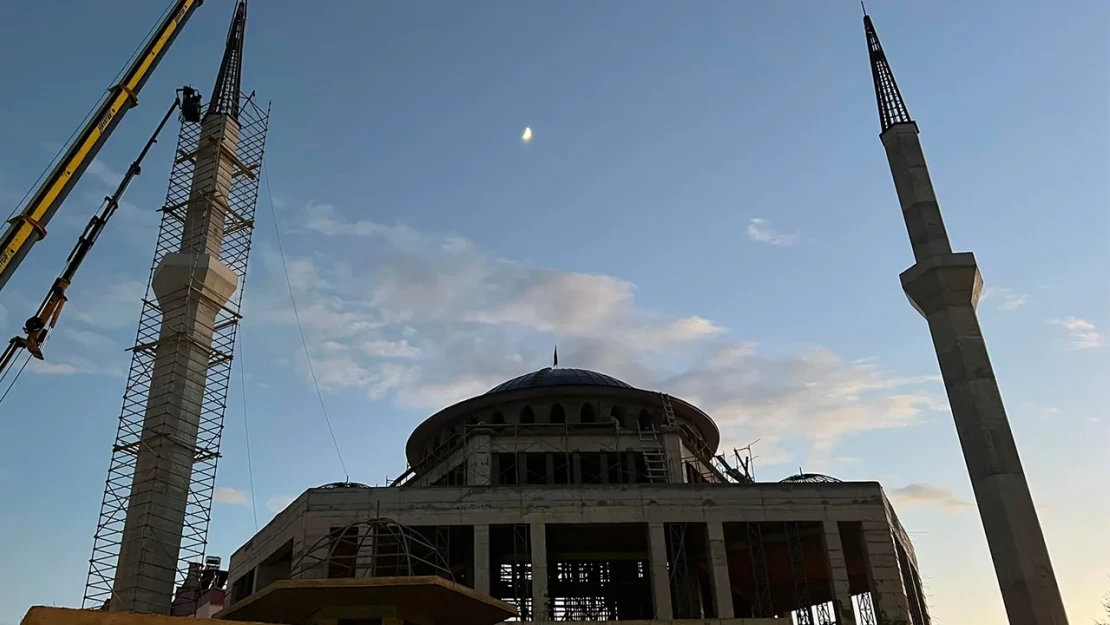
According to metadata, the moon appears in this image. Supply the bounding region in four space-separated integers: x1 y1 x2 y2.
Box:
521 127 533 143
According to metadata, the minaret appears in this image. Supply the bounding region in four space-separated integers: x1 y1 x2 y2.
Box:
864 13 1069 625
108 2 248 614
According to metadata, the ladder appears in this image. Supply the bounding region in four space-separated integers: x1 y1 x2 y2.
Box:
639 427 668 483
660 392 679 427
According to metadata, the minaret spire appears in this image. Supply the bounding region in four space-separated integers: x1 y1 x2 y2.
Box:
207 0 247 120
864 12 1070 625
864 11 912 133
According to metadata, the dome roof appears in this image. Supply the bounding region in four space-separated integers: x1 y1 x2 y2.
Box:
486 367 633 395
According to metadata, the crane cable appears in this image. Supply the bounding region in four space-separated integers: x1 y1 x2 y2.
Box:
0 352 31 407
262 166 350 482
236 329 259 531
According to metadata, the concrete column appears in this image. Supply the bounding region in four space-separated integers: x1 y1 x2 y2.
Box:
662 432 684 483
474 525 490 595
859 521 910 625
706 522 734 618
530 523 548 621
885 124 1067 625
821 521 857 625
466 435 491 485
648 522 673 619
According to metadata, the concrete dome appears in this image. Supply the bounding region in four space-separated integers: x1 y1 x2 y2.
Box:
485 367 633 395
404 367 721 468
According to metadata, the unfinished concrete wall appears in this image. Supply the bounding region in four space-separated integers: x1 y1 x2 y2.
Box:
227 482 923 624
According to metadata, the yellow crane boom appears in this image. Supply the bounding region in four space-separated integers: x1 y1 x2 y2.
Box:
0 0 204 291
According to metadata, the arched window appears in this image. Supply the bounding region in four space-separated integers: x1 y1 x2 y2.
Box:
611 406 626 429
638 409 653 431
519 406 535 424
550 404 566 424
581 403 597 424
492 411 505 425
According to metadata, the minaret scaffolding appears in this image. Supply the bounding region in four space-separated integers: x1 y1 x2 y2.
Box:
84 1 268 614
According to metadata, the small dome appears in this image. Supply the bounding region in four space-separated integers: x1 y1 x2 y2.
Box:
486 367 633 395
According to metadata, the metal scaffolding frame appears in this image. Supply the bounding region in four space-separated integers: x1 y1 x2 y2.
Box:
746 522 774 617
855 593 877 625
83 92 268 612
291 518 454 581
665 522 696 619
785 521 814 625
509 523 533 621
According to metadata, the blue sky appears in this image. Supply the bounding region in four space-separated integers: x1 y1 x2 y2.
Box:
0 0 1107 623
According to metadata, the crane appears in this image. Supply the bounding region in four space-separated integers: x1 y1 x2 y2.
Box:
0 0 204 292
0 89 203 379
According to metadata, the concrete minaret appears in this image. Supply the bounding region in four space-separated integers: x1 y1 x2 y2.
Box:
864 14 1069 625
110 2 248 613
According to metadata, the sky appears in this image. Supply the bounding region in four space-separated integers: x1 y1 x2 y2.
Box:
0 0 1106 623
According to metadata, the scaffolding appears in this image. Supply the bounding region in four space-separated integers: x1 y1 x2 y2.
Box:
83 92 268 612
291 518 454 581
665 523 695 619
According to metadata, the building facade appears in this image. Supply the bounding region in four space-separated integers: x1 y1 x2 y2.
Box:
225 368 930 625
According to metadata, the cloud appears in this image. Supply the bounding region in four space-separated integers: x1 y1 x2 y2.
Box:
70 278 147 330
213 487 251 506
1050 316 1102 349
747 218 799 246
60 328 117 352
85 158 123 188
26 355 122 377
980 287 1029 311
889 483 973 512
266 495 295 514
361 339 421 359
245 202 947 459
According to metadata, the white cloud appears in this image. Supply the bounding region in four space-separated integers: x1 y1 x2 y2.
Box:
85 158 122 188
26 355 122 377
889 483 973 512
980 287 1029 311
361 339 421 358
70 278 147 330
213 487 251 506
60 328 116 352
266 495 295 514
1050 316 1102 349
246 202 948 458
747 218 799 246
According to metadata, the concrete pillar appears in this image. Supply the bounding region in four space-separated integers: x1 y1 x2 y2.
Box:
706 522 734 618
466 435 491 485
530 523 548 621
859 521 910 625
821 521 857 625
474 525 490 595
111 113 242 614
648 522 673 619
662 432 684 483
885 122 1068 625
